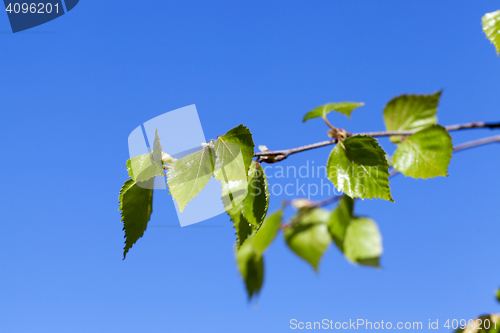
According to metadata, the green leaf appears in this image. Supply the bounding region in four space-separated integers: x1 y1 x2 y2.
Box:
285 208 331 271
483 10 500 56
393 125 453 179
327 195 354 250
327 136 393 202
343 217 382 267
236 240 264 299
119 178 154 259
224 162 270 248
252 208 282 254
128 129 164 182
496 288 500 303
302 102 364 122
216 125 255 177
213 140 247 182
327 196 382 267
242 163 270 228
383 92 441 143
167 147 215 212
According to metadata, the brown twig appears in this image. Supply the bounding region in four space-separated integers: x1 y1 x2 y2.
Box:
256 121 500 162
280 134 500 229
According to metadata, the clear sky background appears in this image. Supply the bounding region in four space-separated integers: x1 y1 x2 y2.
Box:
1 1 499 332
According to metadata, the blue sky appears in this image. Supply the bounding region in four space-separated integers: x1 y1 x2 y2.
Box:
1 1 499 332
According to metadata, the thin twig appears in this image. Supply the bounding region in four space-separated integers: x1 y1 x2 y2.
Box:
255 121 500 161
281 134 500 228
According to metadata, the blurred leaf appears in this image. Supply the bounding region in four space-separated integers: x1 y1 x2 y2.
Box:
483 10 500 56
119 178 154 259
327 136 393 201
454 314 500 333
327 196 354 250
252 208 282 254
343 217 382 267
393 125 453 179
383 92 441 143
303 102 364 122
216 125 255 176
167 147 214 212
328 196 382 267
129 129 164 182
285 208 331 271
236 239 264 300
496 289 500 303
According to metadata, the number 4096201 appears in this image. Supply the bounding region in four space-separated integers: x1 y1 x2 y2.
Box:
5 3 59 14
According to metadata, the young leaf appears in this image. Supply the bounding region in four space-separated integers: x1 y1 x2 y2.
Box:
128 129 164 182
496 288 500 303
119 178 154 259
167 146 215 212
242 163 270 229
327 136 393 202
383 92 441 143
343 217 382 267
327 196 382 267
213 140 247 182
302 102 364 122
224 163 270 248
236 240 264 300
393 125 453 179
284 208 331 271
252 208 282 254
216 125 255 176
483 10 500 56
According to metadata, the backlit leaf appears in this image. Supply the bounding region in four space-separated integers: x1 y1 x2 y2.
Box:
128 129 164 182
285 208 331 271
303 102 364 122
393 125 453 179
119 178 154 259
167 146 215 212
383 92 441 143
327 195 354 250
216 125 255 176
252 208 282 254
483 10 500 56
327 136 393 201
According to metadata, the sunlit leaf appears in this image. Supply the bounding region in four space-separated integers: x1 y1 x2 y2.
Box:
224 163 270 248
216 125 255 176
327 136 393 201
303 102 364 122
167 146 214 212
383 92 441 143
213 140 247 182
393 125 453 179
483 10 500 56
242 163 270 228
285 208 331 271
119 178 154 259
129 129 164 182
